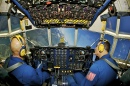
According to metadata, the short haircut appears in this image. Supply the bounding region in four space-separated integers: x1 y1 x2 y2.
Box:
100 39 111 52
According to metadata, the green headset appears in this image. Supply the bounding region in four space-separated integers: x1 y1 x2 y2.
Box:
98 39 108 53
11 35 26 57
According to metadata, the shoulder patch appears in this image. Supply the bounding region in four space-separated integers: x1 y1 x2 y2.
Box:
86 71 96 81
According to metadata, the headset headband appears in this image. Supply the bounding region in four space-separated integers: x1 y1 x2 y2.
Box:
12 35 24 45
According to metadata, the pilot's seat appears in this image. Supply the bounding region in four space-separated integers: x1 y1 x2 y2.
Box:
0 57 23 86
106 68 130 86
0 73 23 86
120 68 130 86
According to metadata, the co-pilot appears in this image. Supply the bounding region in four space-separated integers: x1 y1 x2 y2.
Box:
4 34 50 86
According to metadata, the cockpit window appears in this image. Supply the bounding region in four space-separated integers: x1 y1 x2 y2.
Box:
77 29 100 48
0 16 8 33
51 28 75 46
113 38 130 60
0 37 11 59
11 16 20 31
26 28 49 48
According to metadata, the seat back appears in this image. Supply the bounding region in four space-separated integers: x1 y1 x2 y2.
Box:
120 69 130 86
0 71 23 86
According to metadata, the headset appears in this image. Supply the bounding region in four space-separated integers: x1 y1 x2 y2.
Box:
98 39 109 53
11 34 26 57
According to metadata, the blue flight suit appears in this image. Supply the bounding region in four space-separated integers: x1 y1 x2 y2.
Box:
67 54 117 86
7 55 50 86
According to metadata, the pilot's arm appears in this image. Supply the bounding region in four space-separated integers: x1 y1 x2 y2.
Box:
73 63 99 86
15 64 50 86
66 75 78 86
78 64 99 86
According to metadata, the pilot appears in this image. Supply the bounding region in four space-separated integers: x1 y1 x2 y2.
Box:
4 34 50 86
66 39 118 86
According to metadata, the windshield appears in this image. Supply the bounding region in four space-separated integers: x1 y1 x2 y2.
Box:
26 28 100 48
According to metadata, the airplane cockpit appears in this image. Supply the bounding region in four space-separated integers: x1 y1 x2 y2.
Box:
0 0 130 86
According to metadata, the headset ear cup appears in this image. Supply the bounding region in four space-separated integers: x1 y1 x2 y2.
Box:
98 44 104 53
19 46 26 57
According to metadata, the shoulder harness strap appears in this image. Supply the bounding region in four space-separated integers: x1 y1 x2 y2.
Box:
6 62 24 72
103 58 120 70
3 57 24 72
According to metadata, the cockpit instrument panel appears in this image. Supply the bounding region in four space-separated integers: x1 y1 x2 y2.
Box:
30 46 94 75
11 0 108 28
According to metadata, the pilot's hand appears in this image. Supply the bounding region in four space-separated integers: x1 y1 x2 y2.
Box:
66 75 76 85
42 71 50 79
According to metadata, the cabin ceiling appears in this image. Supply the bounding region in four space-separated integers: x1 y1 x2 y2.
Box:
114 0 130 12
0 0 119 29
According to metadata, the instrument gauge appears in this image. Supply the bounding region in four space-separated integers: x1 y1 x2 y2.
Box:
80 50 85 55
41 50 45 55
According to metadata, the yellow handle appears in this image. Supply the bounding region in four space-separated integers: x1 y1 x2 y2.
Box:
101 21 106 31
